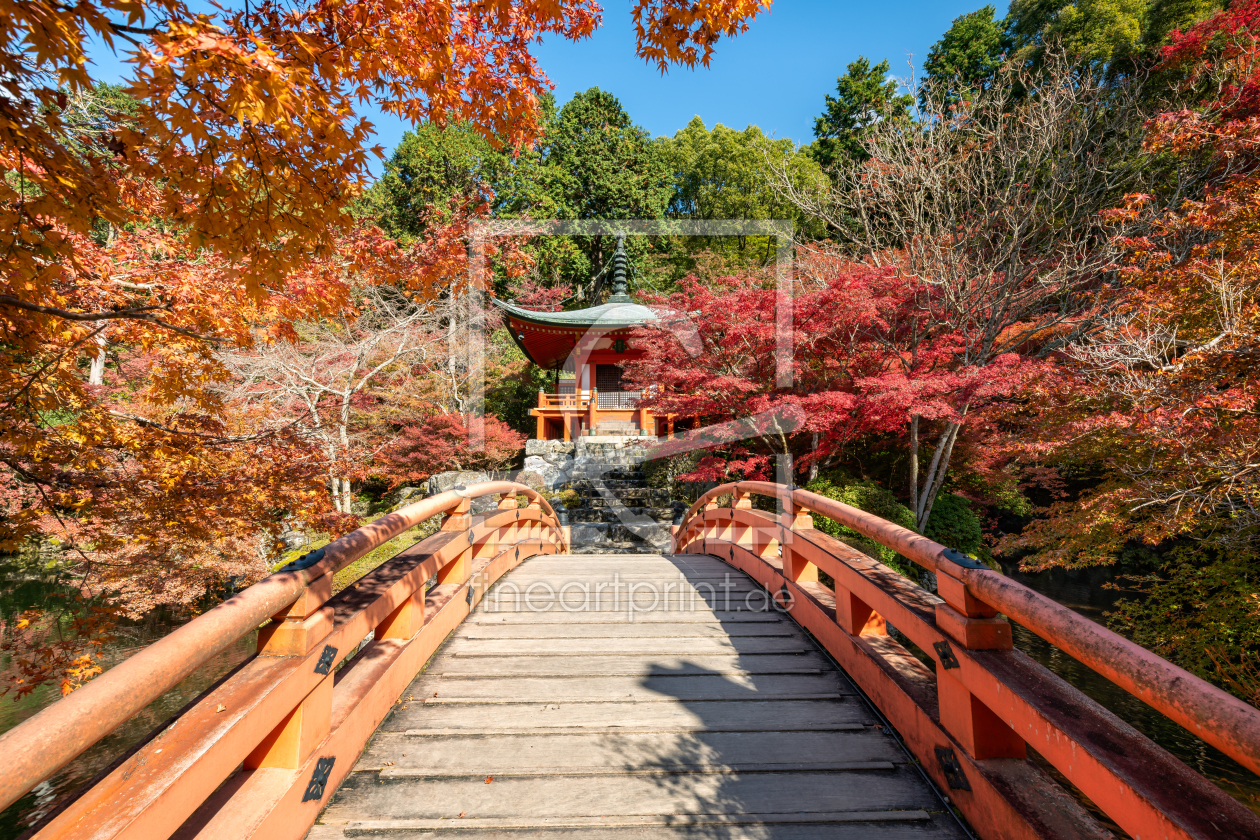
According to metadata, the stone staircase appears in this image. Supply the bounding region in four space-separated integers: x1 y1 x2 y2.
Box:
566 440 674 554
592 419 638 435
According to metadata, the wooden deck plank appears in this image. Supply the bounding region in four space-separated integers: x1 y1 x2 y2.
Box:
313 554 963 839
404 673 847 702
355 730 906 772
458 623 802 638
440 637 814 655
391 699 876 732
425 653 830 676
313 817 964 839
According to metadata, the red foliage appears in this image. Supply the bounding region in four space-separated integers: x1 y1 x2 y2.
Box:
625 263 1047 484
999 5 1260 566
377 413 525 488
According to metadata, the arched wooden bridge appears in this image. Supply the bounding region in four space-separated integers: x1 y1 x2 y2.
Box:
3 481 1260 839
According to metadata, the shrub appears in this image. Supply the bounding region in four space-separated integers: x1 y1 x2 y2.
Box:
805 477 916 575
377 413 524 488
924 493 983 557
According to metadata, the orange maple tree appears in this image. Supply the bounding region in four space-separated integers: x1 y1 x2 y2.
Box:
994 4 1260 681
1 0 770 693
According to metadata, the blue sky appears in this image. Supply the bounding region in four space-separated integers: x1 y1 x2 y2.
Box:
85 1 1005 177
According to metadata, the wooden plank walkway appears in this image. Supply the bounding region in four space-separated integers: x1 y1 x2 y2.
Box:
311 554 966 839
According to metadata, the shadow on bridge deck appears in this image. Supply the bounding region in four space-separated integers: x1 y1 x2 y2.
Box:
310 553 968 839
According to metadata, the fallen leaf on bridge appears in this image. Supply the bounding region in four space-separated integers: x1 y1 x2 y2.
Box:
215 704 226 713
484 776 494 784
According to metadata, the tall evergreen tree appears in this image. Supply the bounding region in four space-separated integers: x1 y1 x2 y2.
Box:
360 122 504 242
922 5 1007 105
507 88 671 288
810 57 913 169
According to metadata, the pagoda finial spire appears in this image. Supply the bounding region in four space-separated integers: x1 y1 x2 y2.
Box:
607 234 631 303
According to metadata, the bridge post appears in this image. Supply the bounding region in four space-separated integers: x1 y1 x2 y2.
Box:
779 503 817 583
256 572 333 656
527 495 543 540
703 499 721 544
732 489 754 552
437 496 473 585
498 491 518 548
244 674 333 770
376 587 427 640
934 567 1023 759
833 582 888 636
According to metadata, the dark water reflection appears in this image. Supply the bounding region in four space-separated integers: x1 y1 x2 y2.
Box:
1001 560 1260 816
0 606 255 839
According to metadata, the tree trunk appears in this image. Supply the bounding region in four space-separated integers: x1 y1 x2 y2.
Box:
913 405 968 532
88 330 107 385
908 414 920 517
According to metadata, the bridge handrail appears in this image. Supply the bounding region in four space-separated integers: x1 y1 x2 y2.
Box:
0 481 558 816
677 480 1260 779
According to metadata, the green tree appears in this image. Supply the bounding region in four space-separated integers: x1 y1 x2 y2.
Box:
922 6 1007 105
1143 0 1221 48
1005 0 1146 70
360 122 505 242
810 57 913 169
658 117 826 249
508 88 671 285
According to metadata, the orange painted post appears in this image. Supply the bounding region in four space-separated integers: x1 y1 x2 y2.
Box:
527 495 542 540
732 490 754 550
500 492 519 547
935 571 1012 650
934 566 1023 759
703 500 721 541
588 388 599 432
437 497 472 585
256 572 333 656
937 667 1026 759
834 581 887 636
375 587 427 640
244 675 332 770
536 413 546 440
780 507 818 583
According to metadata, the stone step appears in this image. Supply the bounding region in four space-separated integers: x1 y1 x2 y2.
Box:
569 477 650 487
570 512 674 525
570 474 646 482
582 492 659 504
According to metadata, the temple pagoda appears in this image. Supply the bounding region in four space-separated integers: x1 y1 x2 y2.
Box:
493 236 672 441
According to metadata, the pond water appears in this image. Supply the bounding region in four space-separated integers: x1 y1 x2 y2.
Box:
0 560 256 839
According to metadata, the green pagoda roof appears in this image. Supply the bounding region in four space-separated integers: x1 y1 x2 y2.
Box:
491 296 658 329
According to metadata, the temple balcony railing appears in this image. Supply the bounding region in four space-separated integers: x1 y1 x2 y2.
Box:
537 391 590 410
597 389 640 410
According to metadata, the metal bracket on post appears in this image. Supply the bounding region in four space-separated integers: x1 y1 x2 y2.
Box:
933 640 961 670
280 547 326 573
302 756 336 802
942 547 988 570
934 746 971 790
314 645 338 675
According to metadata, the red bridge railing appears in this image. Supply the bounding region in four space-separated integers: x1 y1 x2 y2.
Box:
673 480 1260 840
0 482 567 840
